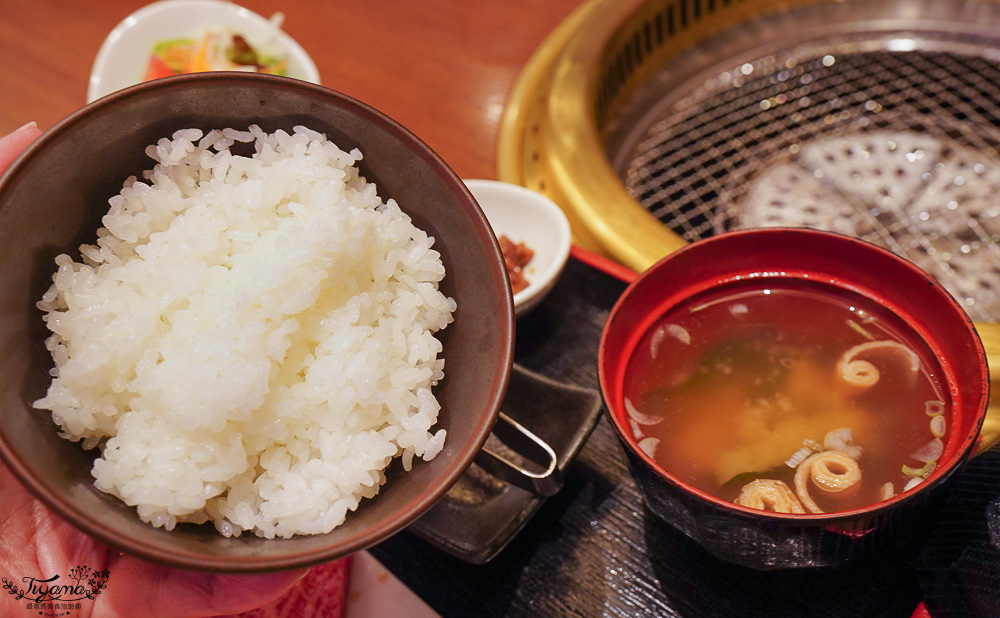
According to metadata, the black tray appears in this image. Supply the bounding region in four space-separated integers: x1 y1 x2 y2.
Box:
407 363 602 563
371 254 1000 618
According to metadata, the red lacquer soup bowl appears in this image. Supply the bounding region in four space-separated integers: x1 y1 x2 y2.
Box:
599 228 990 570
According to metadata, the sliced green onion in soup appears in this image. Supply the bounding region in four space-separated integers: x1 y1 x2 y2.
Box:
628 418 643 438
624 396 663 426
910 437 943 463
823 427 863 460
930 414 946 438
638 437 660 458
846 319 876 341
903 460 938 478
785 445 814 468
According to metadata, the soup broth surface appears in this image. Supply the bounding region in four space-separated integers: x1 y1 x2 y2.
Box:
622 279 949 514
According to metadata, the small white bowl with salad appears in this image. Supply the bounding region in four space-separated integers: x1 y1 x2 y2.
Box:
88 0 320 103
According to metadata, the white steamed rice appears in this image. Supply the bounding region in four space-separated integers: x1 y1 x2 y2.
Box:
33 125 455 538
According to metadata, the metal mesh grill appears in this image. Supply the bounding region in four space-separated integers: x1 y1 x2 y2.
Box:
621 34 1000 321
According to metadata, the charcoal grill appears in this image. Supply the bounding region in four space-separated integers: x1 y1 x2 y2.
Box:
499 0 1000 323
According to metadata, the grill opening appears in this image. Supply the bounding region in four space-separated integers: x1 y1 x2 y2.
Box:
616 29 1000 322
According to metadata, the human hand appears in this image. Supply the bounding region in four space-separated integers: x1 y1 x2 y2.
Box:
0 124 306 618
0 122 41 170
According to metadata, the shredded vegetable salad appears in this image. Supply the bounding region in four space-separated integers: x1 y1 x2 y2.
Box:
144 28 287 81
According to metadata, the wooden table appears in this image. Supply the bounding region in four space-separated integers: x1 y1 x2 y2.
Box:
7 3 1000 617
0 0 584 180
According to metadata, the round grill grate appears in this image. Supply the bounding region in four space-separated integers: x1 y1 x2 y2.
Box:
621 34 1000 321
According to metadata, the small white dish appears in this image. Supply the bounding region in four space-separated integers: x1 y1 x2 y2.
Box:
87 0 320 103
465 179 572 316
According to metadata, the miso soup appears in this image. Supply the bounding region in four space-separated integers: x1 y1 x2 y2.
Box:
622 279 950 514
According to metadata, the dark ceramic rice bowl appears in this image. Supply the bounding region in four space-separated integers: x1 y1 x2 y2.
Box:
0 73 515 572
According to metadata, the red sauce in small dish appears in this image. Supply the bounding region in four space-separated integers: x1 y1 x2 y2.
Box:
499 235 534 294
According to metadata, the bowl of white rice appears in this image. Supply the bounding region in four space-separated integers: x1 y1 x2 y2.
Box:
0 73 514 572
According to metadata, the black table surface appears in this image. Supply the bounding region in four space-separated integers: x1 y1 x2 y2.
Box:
370 255 1000 618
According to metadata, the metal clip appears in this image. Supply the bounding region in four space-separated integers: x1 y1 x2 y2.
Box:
474 411 561 496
